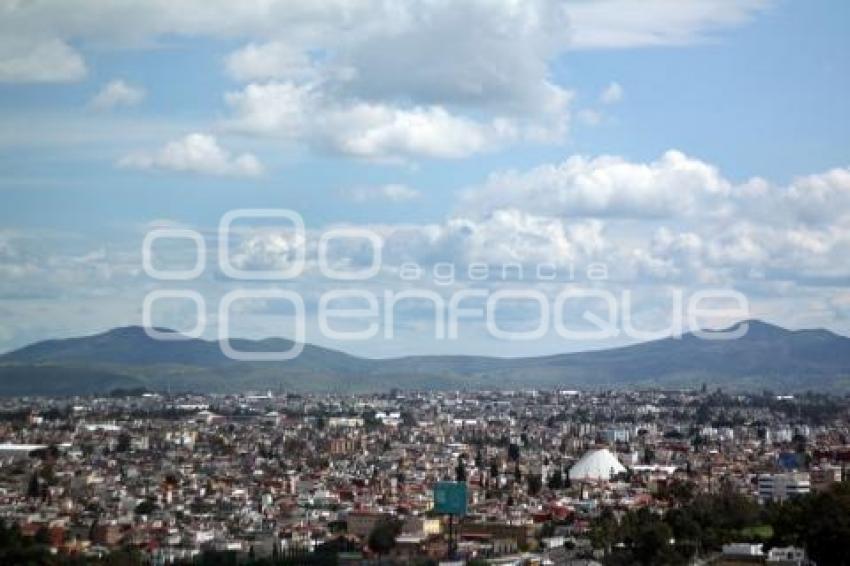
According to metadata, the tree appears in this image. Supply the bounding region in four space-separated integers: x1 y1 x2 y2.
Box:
631 520 675 566
26 473 39 498
363 410 380 429
666 508 702 557
116 432 132 453
33 526 51 545
589 508 618 555
547 468 564 490
455 456 467 483
769 481 850 566
662 480 695 506
401 411 417 427
0 521 54 565
508 443 521 462
527 474 542 497
135 499 157 515
368 519 401 559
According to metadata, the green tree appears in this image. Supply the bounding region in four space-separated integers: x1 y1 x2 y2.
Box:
547 468 564 490
368 519 401 559
769 481 850 566
589 508 618 555
527 474 542 496
508 443 521 462
34 526 51 545
116 432 132 453
455 456 467 482
26 473 39 498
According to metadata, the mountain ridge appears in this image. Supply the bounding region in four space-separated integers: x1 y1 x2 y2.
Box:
1 320 849 395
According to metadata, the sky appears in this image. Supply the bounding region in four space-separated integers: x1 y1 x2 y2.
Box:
0 0 849 357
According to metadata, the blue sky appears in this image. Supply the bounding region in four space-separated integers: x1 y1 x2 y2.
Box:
0 0 849 356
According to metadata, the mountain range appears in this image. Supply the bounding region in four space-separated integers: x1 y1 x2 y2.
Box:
1 320 849 395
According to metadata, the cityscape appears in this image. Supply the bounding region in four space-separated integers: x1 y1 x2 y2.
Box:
2 0 850 564
0 387 848 564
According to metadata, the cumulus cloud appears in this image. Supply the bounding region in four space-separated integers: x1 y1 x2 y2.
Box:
783 167 850 224
318 102 511 161
90 79 146 109
443 149 850 295
0 37 85 83
0 1 770 81
0 0 770 162
118 133 263 177
222 82 312 137
462 150 730 219
5 149 850 353
431 211 606 267
222 81 523 161
224 41 318 82
342 184 421 203
214 1 576 160
205 149 850 293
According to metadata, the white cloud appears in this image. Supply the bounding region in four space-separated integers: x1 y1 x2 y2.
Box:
564 0 771 49
214 1 576 159
446 150 850 293
224 41 317 82
318 1 571 112
784 167 850 224
0 37 85 83
434 211 606 267
319 102 509 161
0 0 772 165
342 184 421 203
600 81 624 104
0 0 770 162
223 81 523 161
462 150 730 219
223 82 313 138
202 149 846 295
118 133 263 177
5 149 850 353
90 79 146 109
0 1 770 80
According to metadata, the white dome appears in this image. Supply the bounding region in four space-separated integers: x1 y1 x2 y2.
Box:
568 449 627 482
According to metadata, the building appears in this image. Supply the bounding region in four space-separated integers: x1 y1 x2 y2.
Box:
810 464 843 491
767 546 809 565
757 473 810 504
568 449 627 482
346 512 390 539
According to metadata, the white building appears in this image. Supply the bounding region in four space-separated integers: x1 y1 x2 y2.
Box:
568 448 627 482
603 428 630 444
758 473 810 504
767 546 808 565
722 543 763 557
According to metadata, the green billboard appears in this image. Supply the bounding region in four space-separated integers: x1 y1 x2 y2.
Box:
433 481 468 516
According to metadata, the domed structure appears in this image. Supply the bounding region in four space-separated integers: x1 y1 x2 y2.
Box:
568 448 627 482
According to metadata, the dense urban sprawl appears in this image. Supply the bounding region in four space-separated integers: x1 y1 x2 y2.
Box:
0 388 848 565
